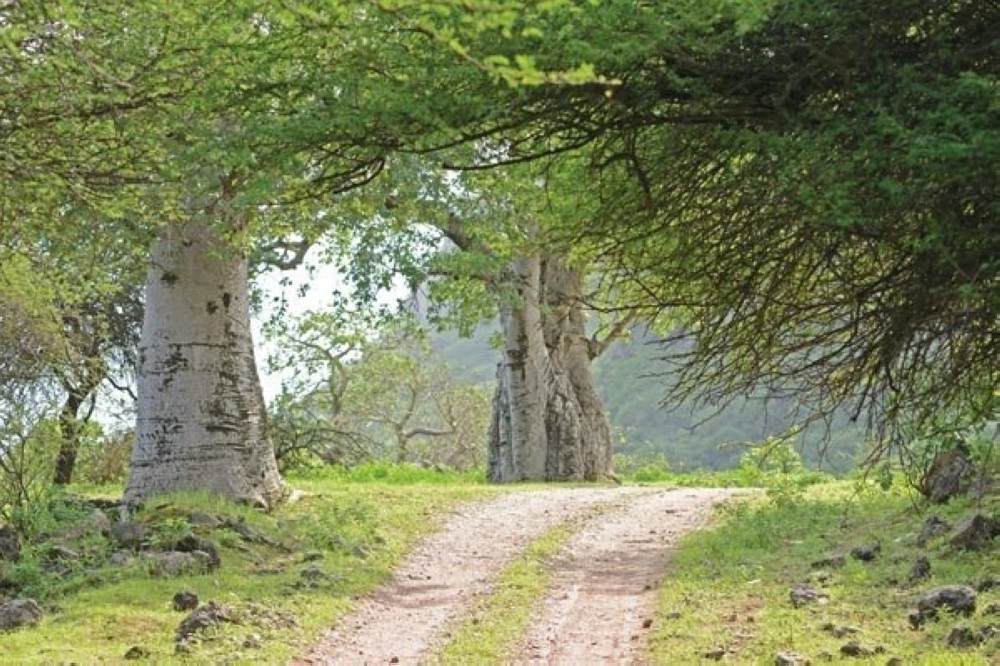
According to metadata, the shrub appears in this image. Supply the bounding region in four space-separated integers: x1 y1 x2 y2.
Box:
75 429 133 485
0 418 62 536
614 452 671 482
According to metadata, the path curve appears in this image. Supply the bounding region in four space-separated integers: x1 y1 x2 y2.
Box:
513 488 736 665
298 486 739 665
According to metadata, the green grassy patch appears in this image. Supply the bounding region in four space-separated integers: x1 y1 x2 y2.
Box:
290 461 486 485
0 474 501 664
435 523 575 664
649 482 1000 664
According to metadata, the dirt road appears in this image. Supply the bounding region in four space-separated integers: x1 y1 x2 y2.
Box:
299 486 739 665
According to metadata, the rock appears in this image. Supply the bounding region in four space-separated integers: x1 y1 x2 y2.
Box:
850 543 880 562
243 632 262 649
46 545 81 563
949 514 1000 551
774 650 810 665
110 522 148 551
946 625 984 648
839 641 881 657
110 551 137 567
907 556 931 583
300 565 326 581
88 507 113 534
187 512 222 529
914 585 977 624
222 518 282 548
920 446 974 503
808 570 834 585
45 544 80 562
302 550 323 562
240 602 299 630
821 622 860 638
174 535 221 570
983 602 1000 617
123 645 150 659
144 552 209 577
57 509 112 542
176 601 233 641
885 658 904 666
0 525 21 562
810 554 846 569
702 647 727 660
916 515 952 546
977 577 1000 592
172 591 199 612
790 585 828 608
0 598 43 631
968 471 996 500
294 565 334 589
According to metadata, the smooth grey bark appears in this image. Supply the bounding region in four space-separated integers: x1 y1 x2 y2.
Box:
488 255 614 482
124 222 285 508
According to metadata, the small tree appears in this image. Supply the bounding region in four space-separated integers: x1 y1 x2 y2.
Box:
267 308 490 471
0 264 63 530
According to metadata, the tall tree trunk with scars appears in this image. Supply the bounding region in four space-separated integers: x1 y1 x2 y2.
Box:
488 255 614 482
124 220 285 508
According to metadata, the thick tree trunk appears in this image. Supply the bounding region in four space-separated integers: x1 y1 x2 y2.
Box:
124 222 285 508
53 389 88 485
488 256 613 482
54 323 107 485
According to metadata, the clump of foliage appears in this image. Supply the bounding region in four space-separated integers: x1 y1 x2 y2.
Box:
0 268 64 534
860 393 1000 500
735 432 834 506
614 452 672 483
266 309 491 474
0 423 63 538
74 428 134 486
0 492 113 600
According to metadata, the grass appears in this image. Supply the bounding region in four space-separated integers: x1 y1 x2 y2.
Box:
290 460 487 485
647 480 1000 665
0 472 502 664
435 524 575 664
3 468 998 664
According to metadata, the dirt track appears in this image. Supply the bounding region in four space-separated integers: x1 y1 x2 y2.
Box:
299 486 739 665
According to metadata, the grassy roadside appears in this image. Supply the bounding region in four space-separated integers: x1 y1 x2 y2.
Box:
0 465 502 664
648 481 1000 664
3 465 997 664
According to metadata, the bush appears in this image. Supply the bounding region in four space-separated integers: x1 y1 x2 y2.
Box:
75 429 133 485
614 452 671 482
0 418 62 536
903 401 998 499
736 433 834 507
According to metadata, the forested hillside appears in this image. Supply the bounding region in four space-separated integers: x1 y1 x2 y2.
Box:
429 325 865 473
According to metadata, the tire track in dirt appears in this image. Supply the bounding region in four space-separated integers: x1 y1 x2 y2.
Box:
298 487 742 665
512 488 739 665
297 487 658 666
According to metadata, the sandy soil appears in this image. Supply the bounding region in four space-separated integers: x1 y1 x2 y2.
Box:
298 486 739 665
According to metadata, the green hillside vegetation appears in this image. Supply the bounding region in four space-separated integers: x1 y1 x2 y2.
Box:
429 325 866 474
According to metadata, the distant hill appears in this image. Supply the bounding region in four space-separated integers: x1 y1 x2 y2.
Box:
428 325 864 474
